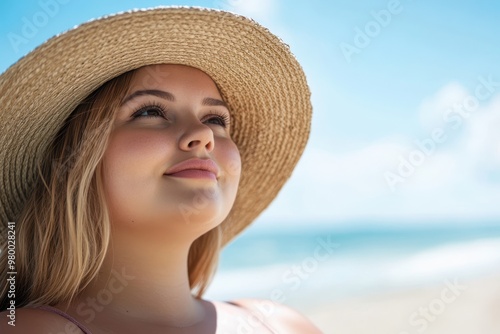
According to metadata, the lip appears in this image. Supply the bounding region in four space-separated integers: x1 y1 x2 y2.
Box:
164 158 219 180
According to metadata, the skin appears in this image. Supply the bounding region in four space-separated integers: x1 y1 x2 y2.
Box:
0 65 322 333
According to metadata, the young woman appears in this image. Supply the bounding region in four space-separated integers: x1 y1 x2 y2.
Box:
0 7 319 333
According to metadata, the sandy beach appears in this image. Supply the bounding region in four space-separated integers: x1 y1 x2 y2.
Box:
305 272 500 334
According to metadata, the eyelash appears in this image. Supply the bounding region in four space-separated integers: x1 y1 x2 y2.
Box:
204 110 231 128
132 102 166 119
131 102 230 127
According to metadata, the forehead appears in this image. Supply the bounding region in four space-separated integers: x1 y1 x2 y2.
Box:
129 64 220 92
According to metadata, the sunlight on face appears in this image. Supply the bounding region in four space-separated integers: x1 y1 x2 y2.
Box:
101 64 241 240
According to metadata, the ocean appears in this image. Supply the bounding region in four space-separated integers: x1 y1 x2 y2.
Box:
204 222 500 309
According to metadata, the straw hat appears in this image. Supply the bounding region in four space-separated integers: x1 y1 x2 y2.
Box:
0 7 312 246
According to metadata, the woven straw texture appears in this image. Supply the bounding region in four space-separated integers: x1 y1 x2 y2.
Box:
0 7 312 246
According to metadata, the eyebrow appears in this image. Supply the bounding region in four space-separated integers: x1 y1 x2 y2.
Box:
121 89 228 109
121 89 174 105
202 97 228 109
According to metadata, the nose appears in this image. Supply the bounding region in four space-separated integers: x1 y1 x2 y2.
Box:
178 118 215 153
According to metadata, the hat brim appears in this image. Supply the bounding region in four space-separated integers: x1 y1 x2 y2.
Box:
0 7 312 246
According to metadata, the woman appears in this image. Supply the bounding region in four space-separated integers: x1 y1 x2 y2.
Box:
0 7 319 333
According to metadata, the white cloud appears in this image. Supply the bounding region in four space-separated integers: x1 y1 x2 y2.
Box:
461 95 500 169
258 83 500 226
418 82 469 130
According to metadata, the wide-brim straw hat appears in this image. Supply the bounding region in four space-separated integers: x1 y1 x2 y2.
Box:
0 6 312 246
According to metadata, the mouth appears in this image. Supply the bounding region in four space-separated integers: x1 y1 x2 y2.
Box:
164 158 220 180
165 169 217 180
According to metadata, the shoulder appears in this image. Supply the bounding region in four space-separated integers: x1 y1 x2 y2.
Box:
0 307 85 334
230 298 323 334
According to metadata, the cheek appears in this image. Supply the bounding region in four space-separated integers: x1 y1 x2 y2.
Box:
101 130 169 204
103 129 167 174
221 140 241 181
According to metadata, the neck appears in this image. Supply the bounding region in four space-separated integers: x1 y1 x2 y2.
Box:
67 233 206 328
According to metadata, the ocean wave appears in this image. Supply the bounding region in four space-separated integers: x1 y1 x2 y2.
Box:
206 237 500 303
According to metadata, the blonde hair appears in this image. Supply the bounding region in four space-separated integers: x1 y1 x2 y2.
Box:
0 68 222 310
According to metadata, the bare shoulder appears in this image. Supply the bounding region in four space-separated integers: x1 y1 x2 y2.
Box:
232 298 324 334
0 307 85 334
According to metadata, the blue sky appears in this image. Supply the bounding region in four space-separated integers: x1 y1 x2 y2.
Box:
1 0 499 228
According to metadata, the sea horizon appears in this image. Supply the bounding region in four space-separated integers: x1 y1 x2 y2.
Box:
205 221 500 309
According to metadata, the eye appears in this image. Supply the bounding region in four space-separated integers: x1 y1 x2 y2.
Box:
204 111 230 128
132 103 166 119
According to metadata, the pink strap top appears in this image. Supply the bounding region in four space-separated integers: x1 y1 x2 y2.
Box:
37 301 276 333
37 305 92 334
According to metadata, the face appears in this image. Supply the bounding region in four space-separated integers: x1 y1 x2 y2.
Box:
101 64 241 240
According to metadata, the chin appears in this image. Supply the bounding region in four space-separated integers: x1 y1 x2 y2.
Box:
176 212 225 234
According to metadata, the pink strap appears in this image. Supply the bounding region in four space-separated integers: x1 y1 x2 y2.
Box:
36 305 92 334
